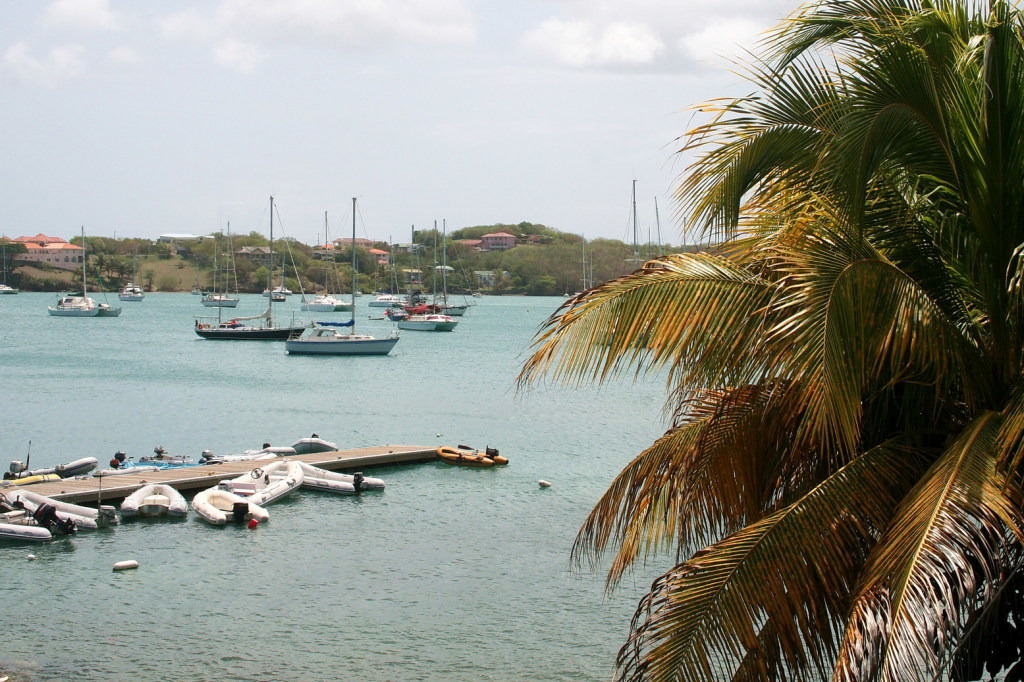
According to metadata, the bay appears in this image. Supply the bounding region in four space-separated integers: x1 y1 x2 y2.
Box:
0 292 668 681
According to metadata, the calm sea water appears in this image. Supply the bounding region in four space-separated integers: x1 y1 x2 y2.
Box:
0 292 668 682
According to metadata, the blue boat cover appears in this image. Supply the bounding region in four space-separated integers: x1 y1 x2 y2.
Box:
317 320 354 327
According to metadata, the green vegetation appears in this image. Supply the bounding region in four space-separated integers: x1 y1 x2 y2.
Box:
2 225 694 295
519 1 1024 680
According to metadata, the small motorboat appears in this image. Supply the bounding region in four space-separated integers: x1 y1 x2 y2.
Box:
442 444 509 466
1 489 111 531
93 450 162 477
297 461 384 494
4 456 98 480
219 460 304 506
290 435 338 455
191 486 270 525
0 520 53 542
199 444 295 464
436 445 495 468
2 472 61 486
137 446 197 468
120 484 188 518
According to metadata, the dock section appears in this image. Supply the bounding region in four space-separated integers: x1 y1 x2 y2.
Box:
3 445 439 506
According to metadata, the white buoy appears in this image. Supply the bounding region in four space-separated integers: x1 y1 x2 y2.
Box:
113 559 139 572
435 433 442 437
27 554 36 561
538 480 551 488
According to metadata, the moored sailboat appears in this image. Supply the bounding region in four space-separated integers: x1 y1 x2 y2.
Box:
286 197 399 355
48 228 122 317
196 197 306 340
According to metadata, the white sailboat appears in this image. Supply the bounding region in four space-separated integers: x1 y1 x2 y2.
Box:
286 197 400 355
118 247 145 301
201 227 240 308
396 221 458 332
48 228 122 317
301 211 353 312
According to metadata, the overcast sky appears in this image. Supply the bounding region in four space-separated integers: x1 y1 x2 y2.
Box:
1 0 798 246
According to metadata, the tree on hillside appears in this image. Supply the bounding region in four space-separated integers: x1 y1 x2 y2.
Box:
519 1 1024 680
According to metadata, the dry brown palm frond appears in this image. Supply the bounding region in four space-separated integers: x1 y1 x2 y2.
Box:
616 442 925 682
833 411 1024 682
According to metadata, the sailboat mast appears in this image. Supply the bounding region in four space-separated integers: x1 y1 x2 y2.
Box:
351 197 357 330
81 226 87 296
654 196 662 257
268 195 274 323
631 179 639 264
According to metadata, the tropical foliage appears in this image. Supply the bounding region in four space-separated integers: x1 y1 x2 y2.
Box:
519 0 1024 680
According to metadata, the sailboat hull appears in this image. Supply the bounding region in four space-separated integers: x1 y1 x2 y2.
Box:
285 331 399 355
194 323 305 340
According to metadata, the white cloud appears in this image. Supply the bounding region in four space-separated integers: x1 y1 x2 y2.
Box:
160 0 476 69
107 45 143 66
522 19 663 68
678 18 768 67
42 0 124 32
519 0 794 72
213 40 265 73
1 42 88 87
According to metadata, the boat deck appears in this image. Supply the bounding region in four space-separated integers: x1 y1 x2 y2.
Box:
2 445 439 506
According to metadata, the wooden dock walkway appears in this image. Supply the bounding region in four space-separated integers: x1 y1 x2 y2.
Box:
1 445 439 506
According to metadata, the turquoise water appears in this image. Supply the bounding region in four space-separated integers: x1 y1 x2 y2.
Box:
0 293 668 681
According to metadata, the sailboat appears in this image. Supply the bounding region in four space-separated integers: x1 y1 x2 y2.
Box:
300 211 353 312
195 196 307 340
118 247 145 301
0 241 17 294
396 221 458 332
285 197 400 355
437 219 470 316
201 227 240 308
48 228 122 317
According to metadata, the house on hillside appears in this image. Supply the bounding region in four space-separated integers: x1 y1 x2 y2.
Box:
368 248 390 265
457 239 484 251
236 245 272 266
11 234 83 271
480 232 516 251
332 237 376 249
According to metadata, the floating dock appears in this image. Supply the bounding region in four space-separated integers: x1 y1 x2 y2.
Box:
3 445 439 506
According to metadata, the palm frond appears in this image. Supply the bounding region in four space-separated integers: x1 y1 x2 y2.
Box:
833 411 1024 682
615 443 925 682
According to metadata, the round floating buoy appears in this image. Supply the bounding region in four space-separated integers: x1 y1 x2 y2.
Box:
27 554 36 561
113 560 139 572
539 480 552 488
247 519 259 529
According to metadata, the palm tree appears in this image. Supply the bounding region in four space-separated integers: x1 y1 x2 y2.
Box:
518 1 1024 680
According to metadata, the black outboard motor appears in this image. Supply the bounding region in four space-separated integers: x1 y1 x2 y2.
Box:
231 502 249 522
33 503 77 535
353 472 364 493
486 447 500 458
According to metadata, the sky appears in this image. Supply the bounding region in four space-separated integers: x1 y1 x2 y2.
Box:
0 0 799 247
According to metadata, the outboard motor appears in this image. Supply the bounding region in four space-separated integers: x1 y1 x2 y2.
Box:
98 505 118 527
353 472 364 493
231 502 249 522
114 451 127 463
153 446 166 459
9 461 26 475
486 447 500 458
33 503 76 535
